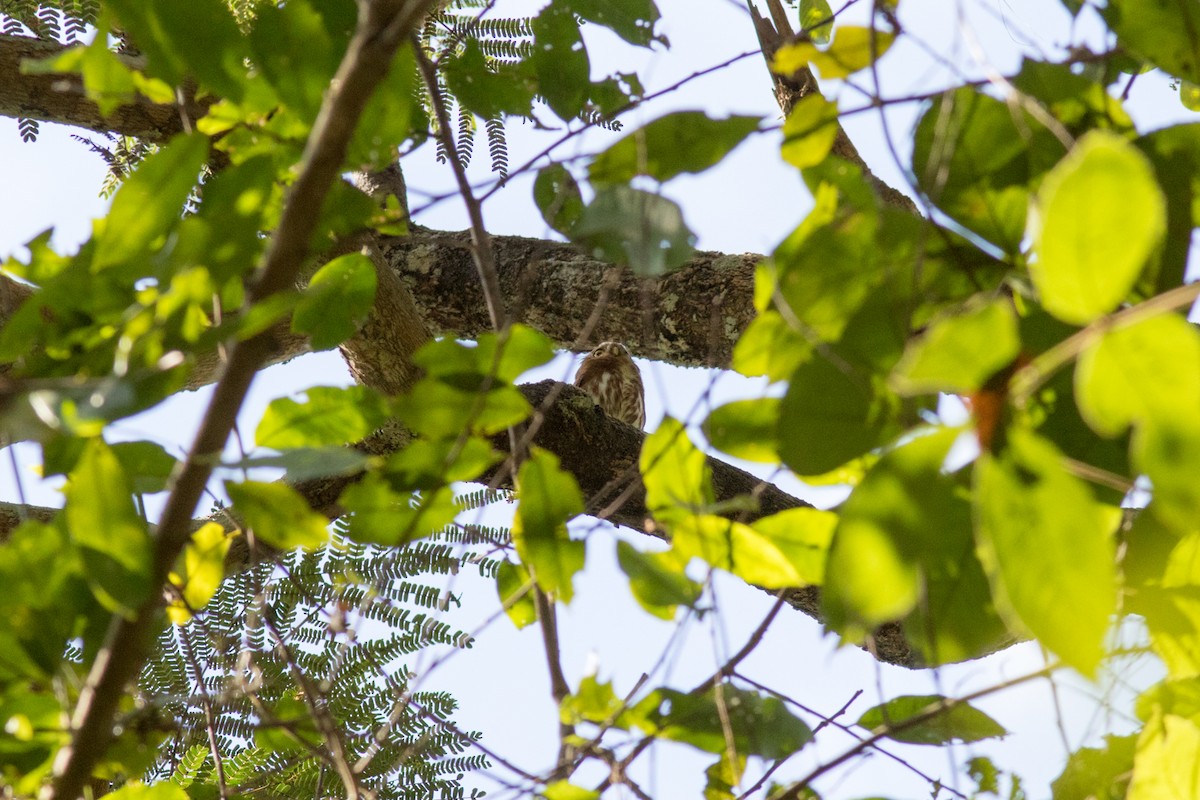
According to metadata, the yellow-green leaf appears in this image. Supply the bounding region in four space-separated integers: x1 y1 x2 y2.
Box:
1076 314 1200 438
892 297 1021 395
974 429 1117 676
167 522 231 625
641 416 714 524
773 27 895 80
1032 131 1166 324
781 94 840 169
513 449 585 601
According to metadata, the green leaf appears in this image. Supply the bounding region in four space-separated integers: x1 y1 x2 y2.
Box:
571 185 696 276
731 312 813 382
93 133 209 274
1052 734 1136 800
589 112 760 184
1076 314 1200 438
1103 0 1200 83
772 27 895 80
560 674 629 727
534 164 585 235
856 695 1008 745
641 685 812 759
704 398 781 463
824 428 1009 665
444 40 535 119
497 559 538 629
911 87 1051 254
513 449 585 601
339 476 459 546
166 522 231 625
641 417 714 524
1134 420 1200 536
104 782 190 800
412 326 555 385
387 436 501 490
777 294 905 476
395 380 531 438
1128 704 1200 800
351 44 421 169
105 0 248 100
892 297 1021 395
292 253 377 350
750 508 835 587
543 781 601 800
65 439 153 614
0 522 83 677
225 480 329 550
800 0 834 44
1032 131 1166 324
24 34 136 117
616 541 700 619
111 440 178 494
767 173 880 341
247 0 338 123
974 429 1117 675
780 95 840 169
256 385 389 449
569 0 662 46
531 0 590 120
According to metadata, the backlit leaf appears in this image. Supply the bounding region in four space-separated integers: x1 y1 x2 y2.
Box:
570 0 662 46
225 480 329 550
1076 314 1200 438
166 522 231 625
93 133 209 274
641 416 714 524
497 559 538 629
974 429 1117 675
1032 131 1166 324
531 0 590 120
705 398 781 463
292 253 378 350
1103 0 1200 83
534 164 585 235
513 449 585 601
65 438 153 614
781 95 840 169
773 27 895 80
617 541 700 619
892 297 1021 395
339 475 458 546
256 385 389 449
800 0 834 44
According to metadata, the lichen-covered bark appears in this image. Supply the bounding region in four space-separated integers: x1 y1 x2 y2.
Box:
387 228 760 368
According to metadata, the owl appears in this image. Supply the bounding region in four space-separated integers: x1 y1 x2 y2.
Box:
573 342 645 429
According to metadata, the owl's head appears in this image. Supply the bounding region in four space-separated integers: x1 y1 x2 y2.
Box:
585 341 632 361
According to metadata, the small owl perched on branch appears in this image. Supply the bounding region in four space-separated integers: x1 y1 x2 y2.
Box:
573 342 646 429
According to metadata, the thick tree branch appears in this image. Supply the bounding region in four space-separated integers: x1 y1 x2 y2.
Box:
385 229 759 368
0 33 205 140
